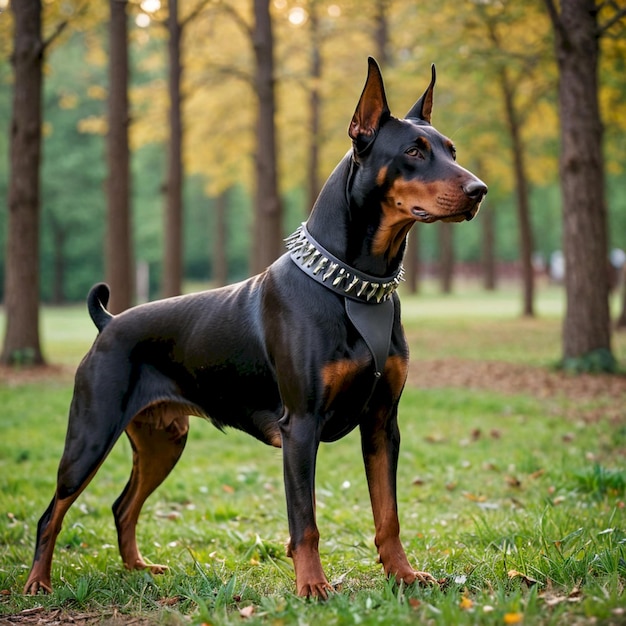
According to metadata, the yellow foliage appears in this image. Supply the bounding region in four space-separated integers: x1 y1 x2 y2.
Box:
87 85 107 100
77 115 108 135
59 92 79 110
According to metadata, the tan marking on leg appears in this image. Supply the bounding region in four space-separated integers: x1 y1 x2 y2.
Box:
114 413 189 573
288 528 332 599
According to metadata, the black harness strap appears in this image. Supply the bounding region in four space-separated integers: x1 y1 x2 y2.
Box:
345 297 394 377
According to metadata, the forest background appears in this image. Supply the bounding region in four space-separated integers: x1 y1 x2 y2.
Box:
0 0 625 357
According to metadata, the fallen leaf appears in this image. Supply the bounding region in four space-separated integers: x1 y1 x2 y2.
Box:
425 433 446 444
239 605 255 618
409 598 421 609
505 475 522 488
508 569 540 586
463 492 487 502
222 484 235 494
157 596 183 606
459 596 473 610
504 612 523 624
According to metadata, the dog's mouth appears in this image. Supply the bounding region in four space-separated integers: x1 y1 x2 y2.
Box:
411 207 478 223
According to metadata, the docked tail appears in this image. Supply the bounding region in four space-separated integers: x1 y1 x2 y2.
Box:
87 283 113 332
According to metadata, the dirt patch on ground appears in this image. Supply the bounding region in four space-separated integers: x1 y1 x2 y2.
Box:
0 608 157 626
2 359 626 404
0 364 75 387
407 358 626 403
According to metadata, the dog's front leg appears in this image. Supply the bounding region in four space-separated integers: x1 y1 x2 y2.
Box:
279 412 332 599
360 406 437 587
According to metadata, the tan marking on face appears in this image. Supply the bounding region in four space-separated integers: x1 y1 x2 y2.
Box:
322 358 368 409
372 176 431 258
373 175 476 258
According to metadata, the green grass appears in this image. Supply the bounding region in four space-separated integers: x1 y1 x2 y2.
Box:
1 283 625 624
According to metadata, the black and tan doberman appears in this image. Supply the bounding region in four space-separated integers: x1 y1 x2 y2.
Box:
25 58 486 599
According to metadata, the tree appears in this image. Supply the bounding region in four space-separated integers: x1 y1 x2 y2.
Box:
306 1 322 213
438 222 454 294
482 204 497 291
544 0 625 370
161 0 211 297
617 267 626 330
212 188 229 286
106 0 133 313
251 0 282 274
1 0 46 366
162 0 183 297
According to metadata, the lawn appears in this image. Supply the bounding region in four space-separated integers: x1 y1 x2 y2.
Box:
1 282 625 625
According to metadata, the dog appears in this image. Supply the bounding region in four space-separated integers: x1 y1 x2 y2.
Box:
24 57 486 599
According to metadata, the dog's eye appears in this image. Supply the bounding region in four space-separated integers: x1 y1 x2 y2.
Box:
450 146 457 160
405 147 422 158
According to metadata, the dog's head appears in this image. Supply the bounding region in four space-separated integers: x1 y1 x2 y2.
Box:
348 58 487 259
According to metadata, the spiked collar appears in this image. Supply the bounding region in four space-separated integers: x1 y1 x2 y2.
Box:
285 223 405 303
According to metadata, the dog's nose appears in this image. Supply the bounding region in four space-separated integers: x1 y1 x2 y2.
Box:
463 180 488 200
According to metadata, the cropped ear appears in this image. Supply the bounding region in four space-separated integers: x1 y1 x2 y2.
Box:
349 57 390 154
405 64 436 124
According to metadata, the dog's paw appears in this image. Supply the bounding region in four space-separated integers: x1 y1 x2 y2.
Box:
399 569 438 586
147 563 169 575
23 578 53 595
297 580 334 600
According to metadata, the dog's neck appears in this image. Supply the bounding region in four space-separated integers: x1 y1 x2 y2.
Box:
305 156 408 278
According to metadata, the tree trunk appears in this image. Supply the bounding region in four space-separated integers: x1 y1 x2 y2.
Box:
50 216 65 305
405 230 420 294
499 67 534 316
439 222 454 294
213 188 229 287
106 0 133 313
1 0 45 366
616 265 626 329
307 3 321 213
163 0 184 297
546 0 614 368
482 203 496 291
374 0 390 67
251 0 282 274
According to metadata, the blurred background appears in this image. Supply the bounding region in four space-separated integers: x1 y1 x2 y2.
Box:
0 0 625 369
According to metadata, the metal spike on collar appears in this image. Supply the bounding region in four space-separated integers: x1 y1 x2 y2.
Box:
357 280 369 297
366 283 379 301
312 257 328 275
322 262 338 281
375 283 388 303
305 250 321 268
345 276 359 293
333 268 346 287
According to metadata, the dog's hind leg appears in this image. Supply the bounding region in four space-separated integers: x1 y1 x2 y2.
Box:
113 411 189 573
24 389 127 594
